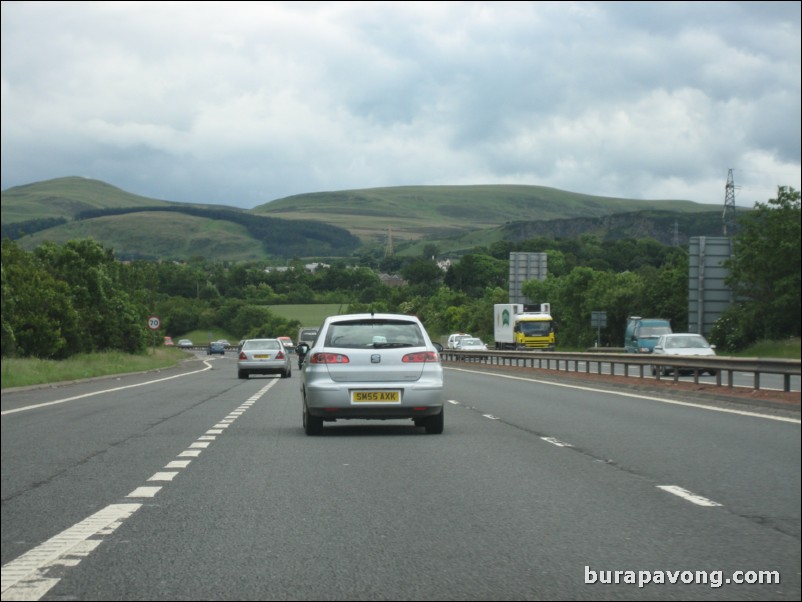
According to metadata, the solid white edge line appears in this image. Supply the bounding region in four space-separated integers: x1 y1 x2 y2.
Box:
1 362 215 416
445 367 800 424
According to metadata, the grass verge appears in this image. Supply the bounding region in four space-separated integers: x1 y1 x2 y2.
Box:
1 348 190 389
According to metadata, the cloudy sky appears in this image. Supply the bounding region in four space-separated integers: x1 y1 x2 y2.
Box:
2 1 800 209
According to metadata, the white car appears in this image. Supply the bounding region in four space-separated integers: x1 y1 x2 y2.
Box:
455 337 488 351
298 313 444 435
447 333 472 349
651 333 717 376
237 338 292 379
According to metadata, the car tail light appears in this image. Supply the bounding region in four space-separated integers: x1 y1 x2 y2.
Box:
403 351 440 363
276 350 285 359
310 352 350 364
239 351 247 360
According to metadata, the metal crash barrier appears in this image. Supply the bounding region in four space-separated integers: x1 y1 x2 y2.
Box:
439 349 801 393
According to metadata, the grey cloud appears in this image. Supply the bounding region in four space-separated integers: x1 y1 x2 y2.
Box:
1 1 799 208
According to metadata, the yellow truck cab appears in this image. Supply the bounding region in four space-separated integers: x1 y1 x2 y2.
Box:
494 303 556 350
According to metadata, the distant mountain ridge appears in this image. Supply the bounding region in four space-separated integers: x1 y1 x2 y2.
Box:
1 176 729 260
1 177 173 223
253 184 720 243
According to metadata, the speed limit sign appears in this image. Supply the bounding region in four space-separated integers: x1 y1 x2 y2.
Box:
147 316 161 331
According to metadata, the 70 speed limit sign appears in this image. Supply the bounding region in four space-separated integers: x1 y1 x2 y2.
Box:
147 316 161 331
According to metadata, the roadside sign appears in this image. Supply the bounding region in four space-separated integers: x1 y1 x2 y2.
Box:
591 311 607 328
147 316 161 331
591 311 607 347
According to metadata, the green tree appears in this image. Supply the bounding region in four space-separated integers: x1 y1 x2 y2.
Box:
229 305 295 339
34 240 148 354
1 240 78 358
521 264 687 349
444 254 507 296
714 186 801 348
401 259 444 288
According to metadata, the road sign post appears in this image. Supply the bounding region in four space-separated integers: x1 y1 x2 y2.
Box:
147 316 161 353
591 311 607 347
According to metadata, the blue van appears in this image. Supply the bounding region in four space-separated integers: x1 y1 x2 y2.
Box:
625 317 672 353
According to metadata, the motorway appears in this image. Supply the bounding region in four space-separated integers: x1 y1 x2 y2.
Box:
1 354 800 601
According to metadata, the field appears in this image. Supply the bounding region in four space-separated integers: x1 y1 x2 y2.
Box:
267 304 350 328
174 305 351 347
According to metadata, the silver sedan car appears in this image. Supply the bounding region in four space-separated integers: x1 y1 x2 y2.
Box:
651 333 717 376
237 338 292 379
299 313 444 435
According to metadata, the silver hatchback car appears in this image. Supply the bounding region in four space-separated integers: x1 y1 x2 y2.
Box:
299 313 444 435
237 338 292 379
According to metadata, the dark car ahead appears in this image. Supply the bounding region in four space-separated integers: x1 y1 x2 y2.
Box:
207 341 226 355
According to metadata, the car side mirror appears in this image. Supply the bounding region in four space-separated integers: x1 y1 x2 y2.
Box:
432 342 443 352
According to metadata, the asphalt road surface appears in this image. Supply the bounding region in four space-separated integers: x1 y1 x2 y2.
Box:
2 355 799 600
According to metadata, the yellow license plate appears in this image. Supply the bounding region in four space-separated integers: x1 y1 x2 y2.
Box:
351 391 400 403
254 354 270 359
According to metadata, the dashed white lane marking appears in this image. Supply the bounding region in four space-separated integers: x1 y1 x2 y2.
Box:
657 485 723 507
0 503 140 601
127 486 162 498
541 436 573 447
1 380 278 601
148 472 179 482
446 366 801 424
178 449 202 457
450 396 726 511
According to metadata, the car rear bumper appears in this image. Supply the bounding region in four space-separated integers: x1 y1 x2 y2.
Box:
238 361 288 374
303 381 443 418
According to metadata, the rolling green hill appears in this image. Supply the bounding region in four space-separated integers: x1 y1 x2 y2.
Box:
0 176 173 223
254 184 720 243
2 177 729 261
16 212 272 261
2 177 361 260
